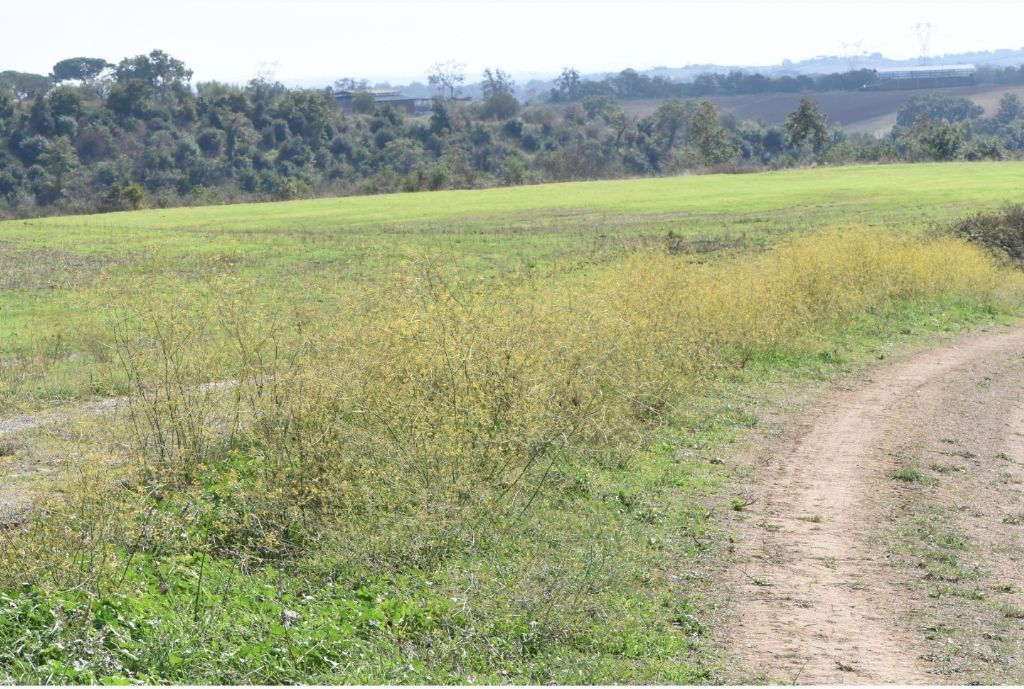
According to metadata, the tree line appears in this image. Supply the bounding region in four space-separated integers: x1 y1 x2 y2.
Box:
1 50 1023 219
547 67 885 102
547 64 1024 103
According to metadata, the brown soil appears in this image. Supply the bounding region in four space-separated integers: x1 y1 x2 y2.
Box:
618 83 1024 127
724 324 1024 684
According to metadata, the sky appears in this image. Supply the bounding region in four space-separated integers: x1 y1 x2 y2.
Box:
3 1 1024 86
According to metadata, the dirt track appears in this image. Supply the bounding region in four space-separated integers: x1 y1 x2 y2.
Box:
725 324 1024 684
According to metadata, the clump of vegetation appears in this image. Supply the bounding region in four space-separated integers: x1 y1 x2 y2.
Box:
1001 511 1024 525
949 203 1024 264
888 466 934 484
0 228 1022 682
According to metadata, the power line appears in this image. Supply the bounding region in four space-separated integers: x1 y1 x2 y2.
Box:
913 23 934 66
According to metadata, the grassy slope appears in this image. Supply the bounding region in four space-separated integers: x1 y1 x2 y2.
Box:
1 162 1022 360
6 161 1024 242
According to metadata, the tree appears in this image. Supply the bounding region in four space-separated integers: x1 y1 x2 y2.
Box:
429 99 452 134
785 98 828 152
104 181 146 210
49 86 84 120
351 91 375 115
689 100 739 165
273 90 336 147
197 128 225 156
481 91 518 120
996 93 1024 125
106 79 154 119
0 90 14 133
906 114 965 161
551 67 581 102
654 99 691 151
427 60 466 100
40 136 79 196
333 77 369 91
115 50 192 93
52 57 111 83
895 93 983 128
481 68 515 98
1 71 53 101
29 94 54 136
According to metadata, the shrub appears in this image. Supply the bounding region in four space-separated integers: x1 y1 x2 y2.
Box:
102 181 146 210
949 204 1024 264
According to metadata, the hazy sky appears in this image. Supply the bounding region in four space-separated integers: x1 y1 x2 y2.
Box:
4 1 1023 86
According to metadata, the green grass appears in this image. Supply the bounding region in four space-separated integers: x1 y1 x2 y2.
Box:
7 162 1023 247
888 466 935 484
1 162 1023 408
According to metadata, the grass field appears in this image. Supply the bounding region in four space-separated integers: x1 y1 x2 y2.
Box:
2 161 1023 408
1 161 1023 683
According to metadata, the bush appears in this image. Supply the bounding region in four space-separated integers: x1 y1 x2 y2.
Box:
950 204 1024 264
102 181 146 210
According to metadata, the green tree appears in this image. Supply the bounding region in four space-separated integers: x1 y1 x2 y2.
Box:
40 135 79 196
0 90 14 132
197 128 225 156
273 90 336 148
906 115 965 161
104 181 146 210
115 50 192 93
106 79 154 119
333 77 369 91
583 95 616 120
351 91 375 114
654 99 691 151
785 98 828 152
481 91 519 120
429 99 452 134
481 68 515 97
995 93 1024 125
52 57 111 83
1 71 53 100
49 86 84 120
689 100 739 165
551 67 581 102
896 93 983 127
29 94 54 135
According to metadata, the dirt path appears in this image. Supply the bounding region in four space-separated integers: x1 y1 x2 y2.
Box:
0 396 127 522
725 324 1024 684
1 381 235 522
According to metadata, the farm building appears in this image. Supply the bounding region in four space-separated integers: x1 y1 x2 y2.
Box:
873 64 976 91
333 88 432 114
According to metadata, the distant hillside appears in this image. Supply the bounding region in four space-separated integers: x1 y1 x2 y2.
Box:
461 48 1024 104
638 47 1024 82
616 83 1024 136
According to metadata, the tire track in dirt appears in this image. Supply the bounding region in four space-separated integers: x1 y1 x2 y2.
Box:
725 324 1024 684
